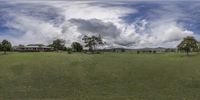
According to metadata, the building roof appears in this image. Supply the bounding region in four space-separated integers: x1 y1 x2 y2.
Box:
16 44 52 49
27 44 45 46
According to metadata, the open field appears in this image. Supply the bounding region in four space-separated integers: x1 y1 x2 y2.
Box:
0 52 200 100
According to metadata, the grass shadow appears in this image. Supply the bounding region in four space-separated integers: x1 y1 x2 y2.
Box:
178 53 198 58
0 52 13 56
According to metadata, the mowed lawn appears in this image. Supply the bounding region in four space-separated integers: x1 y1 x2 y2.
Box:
0 52 200 100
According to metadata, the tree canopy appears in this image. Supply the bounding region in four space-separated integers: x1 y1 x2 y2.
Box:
82 35 103 52
177 36 198 56
51 39 66 51
71 42 83 52
1 40 12 54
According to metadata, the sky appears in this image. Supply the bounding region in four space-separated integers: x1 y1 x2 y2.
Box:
0 0 200 48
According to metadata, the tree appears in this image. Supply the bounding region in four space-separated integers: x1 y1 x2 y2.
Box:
1 40 12 54
82 35 104 52
66 48 72 54
51 39 65 52
0 43 2 51
18 44 25 48
82 35 92 51
71 42 83 52
177 36 198 56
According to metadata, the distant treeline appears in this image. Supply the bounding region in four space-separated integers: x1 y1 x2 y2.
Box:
1 36 200 56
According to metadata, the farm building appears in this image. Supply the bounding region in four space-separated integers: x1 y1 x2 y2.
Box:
14 44 54 52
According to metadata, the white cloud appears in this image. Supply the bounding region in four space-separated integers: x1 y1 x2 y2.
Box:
0 0 198 48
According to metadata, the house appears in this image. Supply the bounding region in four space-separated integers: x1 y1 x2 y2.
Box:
14 44 54 52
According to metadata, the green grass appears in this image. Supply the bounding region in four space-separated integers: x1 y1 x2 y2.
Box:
0 52 200 100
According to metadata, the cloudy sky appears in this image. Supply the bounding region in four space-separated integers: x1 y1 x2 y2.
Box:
0 0 200 48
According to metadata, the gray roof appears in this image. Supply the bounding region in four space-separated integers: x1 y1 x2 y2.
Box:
17 44 53 49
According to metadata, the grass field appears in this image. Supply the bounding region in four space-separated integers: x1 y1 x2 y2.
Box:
0 52 200 100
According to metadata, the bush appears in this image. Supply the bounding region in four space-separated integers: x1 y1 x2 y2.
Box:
68 51 72 54
149 50 152 53
71 42 83 52
121 49 125 52
65 48 72 54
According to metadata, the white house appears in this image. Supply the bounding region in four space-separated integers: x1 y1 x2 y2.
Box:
14 44 54 52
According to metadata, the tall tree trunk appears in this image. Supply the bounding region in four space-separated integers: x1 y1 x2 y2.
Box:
186 50 189 56
56 48 59 53
3 47 6 54
89 46 92 52
93 45 96 52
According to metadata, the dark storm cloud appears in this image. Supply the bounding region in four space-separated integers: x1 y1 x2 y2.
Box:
69 18 121 38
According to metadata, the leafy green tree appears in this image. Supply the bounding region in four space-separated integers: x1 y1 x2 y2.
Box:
51 39 65 52
82 35 92 51
18 44 25 48
177 36 198 56
71 42 83 52
82 35 103 52
0 43 2 51
66 48 72 54
1 40 12 54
